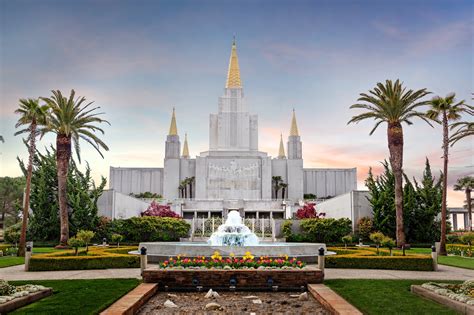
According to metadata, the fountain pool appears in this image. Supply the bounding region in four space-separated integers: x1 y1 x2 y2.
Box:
136 210 333 263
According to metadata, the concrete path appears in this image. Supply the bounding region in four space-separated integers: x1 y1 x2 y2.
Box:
1 264 472 281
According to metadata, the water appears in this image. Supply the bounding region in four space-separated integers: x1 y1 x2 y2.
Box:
207 211 259 246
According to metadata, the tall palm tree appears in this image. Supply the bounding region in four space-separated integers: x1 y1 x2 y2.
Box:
279 183 288 199
454 176 474 232
449 121 473 146
272 176 282 199
41 90 109 247
348 79 431 247
427 93 471 255
14 98 49 256
188 176 195 199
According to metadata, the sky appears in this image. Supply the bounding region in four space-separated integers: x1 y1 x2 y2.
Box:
0 0 472 206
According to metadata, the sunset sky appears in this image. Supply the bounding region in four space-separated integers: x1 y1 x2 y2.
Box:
1 0 472 206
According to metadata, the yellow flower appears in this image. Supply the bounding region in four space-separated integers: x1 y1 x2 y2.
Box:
229 252 235 257
284 254 289 260
243 251 254 260
211 250 222 260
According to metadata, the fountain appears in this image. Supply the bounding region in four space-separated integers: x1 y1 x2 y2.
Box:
207 211 259 246
136 210 333 263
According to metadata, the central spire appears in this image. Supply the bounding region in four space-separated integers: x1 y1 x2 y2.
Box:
289 109 299 136
225 37 242 88
168 108 178 136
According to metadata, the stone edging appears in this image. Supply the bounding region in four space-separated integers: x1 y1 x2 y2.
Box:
0 288 53 313
100 283 157 315
411 285 474 315
308 284 362 315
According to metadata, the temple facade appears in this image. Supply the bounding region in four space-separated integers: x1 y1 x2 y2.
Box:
106 40 357 219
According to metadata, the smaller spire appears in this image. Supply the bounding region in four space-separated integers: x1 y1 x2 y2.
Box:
278 133 286 158
168 107 178 136
182 133 190 158
289 109 299 136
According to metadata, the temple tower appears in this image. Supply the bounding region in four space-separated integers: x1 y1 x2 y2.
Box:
164 108 181 199
287 110 304 200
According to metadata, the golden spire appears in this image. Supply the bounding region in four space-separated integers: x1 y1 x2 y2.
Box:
289 109 299 136
278 133 286 158
225 37 242 88
168 107 178 136
182 133 190 158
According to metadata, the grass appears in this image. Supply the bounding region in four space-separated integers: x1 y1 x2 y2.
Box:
0 247 65 268
0 256 24 268
325 279 461 315
10 279 140 314
438 255 474 270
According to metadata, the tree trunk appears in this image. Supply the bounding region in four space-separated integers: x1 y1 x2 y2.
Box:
184 184 187 199
18 123 36 257
467 188 472 232
189 182 193 199
387 122 406 248
57 134 71 247
281 188 286 199
439 112 449 256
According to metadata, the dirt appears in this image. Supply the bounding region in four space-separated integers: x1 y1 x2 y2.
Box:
137 291 330 315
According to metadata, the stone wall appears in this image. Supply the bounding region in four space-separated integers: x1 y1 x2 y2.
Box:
303 168 357 198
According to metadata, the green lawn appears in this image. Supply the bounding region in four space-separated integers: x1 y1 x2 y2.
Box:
0 256 24 268
10 279 140 314
393 247 432 255
325 279 460 315
438 255 474 270
0 247 65 268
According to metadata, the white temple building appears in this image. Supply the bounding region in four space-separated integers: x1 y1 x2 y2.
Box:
99 40 358 220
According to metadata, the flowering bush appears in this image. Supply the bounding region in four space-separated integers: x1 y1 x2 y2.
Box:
447 244 473 257
296 203 325 219
159 251 306 269
141 201 180 218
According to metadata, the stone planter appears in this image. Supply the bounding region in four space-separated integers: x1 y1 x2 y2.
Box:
0 288 53 313
142 268 323 290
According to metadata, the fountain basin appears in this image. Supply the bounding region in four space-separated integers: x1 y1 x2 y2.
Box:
135 242 332 263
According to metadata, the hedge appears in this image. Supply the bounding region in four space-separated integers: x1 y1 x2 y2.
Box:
112 217 190 242
326 247 434 271
28 246 139 271
447 244 472 257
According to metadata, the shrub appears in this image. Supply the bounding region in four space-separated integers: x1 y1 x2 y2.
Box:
342 235 353 248
326 247 433 271
141 201 180 218
300 218 352 243
76 230 95 252
4 223 21 244
67 237 85 255
282 220 293 240
29 246 139 271
114 217 190 242
0 280 16 296
447 234 460 244
358 217 374 241
111 233 124 247
94 216 112 242
370 232 385 254
303 193 317 200
296 203 325 219
381 236 396 255
460 233 474 250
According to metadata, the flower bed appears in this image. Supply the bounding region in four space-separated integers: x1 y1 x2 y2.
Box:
325 247 434 271
159 251 306 270
28 246 139 271
0 280 52 313
421 280 474 305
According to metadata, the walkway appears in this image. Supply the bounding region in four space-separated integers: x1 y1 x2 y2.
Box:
1 264 472 281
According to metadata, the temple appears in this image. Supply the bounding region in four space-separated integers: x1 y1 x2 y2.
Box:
103 40 357 219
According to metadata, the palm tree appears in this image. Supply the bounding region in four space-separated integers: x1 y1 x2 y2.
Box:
427 93 471 255
188 176 195 199
279 183 288 199
41 90 109 247
348 79 431 247
449 121 474 146
272 176 282 199
14 98 49 256
454 176 474 232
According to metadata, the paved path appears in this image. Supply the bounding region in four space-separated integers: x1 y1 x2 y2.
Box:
1 264 472 281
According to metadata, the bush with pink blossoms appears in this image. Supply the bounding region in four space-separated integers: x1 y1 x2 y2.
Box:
141 201 181 218
295 203 325 219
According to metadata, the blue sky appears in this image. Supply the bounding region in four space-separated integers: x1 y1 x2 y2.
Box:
1 0 472 205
